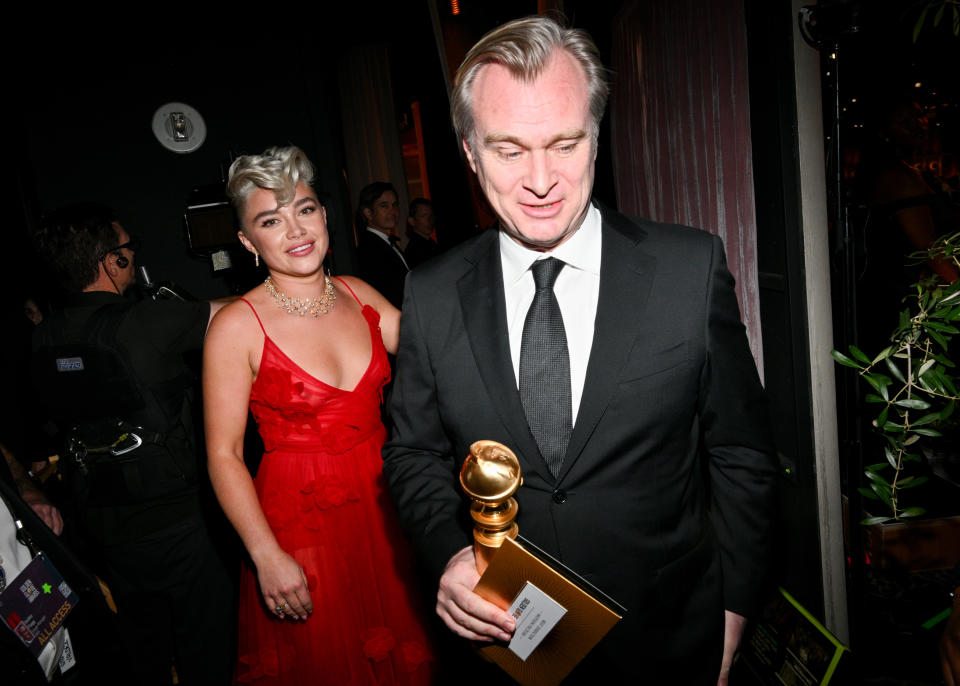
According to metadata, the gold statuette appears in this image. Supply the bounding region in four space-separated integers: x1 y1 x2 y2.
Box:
459 440 523 574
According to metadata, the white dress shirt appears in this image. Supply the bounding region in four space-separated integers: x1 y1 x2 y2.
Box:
499 203 602 424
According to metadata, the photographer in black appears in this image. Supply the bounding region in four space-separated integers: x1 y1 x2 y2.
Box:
29 203 233 685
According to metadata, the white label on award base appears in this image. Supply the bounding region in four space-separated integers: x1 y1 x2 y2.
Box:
506 581 567 661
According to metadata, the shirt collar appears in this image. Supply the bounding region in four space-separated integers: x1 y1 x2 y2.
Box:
366 226 392 243
499 202 602 286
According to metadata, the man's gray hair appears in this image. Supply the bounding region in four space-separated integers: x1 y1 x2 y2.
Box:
226 145 316 228
451 15 610 151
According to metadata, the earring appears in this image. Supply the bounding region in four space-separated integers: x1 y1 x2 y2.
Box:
255 253 259 268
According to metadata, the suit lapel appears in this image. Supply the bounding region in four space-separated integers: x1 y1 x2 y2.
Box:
457 235 554 482
559 210 657 481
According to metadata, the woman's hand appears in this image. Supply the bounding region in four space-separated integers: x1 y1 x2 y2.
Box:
254 547 314 620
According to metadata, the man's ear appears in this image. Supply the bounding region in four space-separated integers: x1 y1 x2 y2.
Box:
101 255 118 277
462 137 478 174
362 207 373 224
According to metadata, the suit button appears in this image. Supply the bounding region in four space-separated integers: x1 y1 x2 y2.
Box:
552 489 567 504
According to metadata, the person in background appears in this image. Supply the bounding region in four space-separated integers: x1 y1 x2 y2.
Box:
30 203 234 685
1 440 131 684
356 182 409 308
403 198 442 268
204 145 433 685
23 297 44 326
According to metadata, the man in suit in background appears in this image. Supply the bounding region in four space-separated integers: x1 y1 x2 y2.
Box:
382 15 779 684
356 182 409 308
404 198 442 268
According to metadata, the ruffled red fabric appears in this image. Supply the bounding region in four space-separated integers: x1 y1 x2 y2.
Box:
236 305 433 685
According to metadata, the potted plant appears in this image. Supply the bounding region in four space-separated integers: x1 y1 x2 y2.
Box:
833 232 960 570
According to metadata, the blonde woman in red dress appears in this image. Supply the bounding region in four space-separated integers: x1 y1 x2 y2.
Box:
204 146 433 684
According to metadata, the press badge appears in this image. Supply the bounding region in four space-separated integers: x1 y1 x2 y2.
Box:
506 581 567 661
0 553 79 656
55 357 85 372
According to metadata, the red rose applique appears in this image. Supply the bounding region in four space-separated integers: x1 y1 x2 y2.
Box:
400 640 432 672
236 642 294 682
361 627 396 662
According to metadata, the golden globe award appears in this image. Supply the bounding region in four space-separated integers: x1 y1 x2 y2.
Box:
460 440 623 686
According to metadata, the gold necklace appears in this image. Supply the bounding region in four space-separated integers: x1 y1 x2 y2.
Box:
264 275 337 317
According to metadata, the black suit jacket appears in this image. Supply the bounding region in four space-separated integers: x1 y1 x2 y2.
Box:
357 228 409 308
404 232 441 269
383 205 778 679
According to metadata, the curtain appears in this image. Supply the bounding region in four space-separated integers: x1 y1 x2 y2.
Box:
611 0 764 372
337 44 410 244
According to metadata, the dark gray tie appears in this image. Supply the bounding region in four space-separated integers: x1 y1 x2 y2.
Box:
519 257 572 478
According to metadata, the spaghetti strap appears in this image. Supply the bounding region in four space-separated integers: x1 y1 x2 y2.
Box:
238 298 267 336
334 277 364 306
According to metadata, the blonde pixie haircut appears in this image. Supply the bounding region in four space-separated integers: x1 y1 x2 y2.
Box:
226 145 316 229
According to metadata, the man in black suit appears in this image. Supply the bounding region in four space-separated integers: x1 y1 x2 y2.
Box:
382 15 778 684
356 182 409 308
403 198 442 268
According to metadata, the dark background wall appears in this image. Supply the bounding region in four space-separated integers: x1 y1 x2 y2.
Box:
6 2 625 309
11 33 357 302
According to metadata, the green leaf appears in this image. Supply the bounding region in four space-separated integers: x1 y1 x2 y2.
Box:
877 406 890 428
858 487 880 500
926 369 948 394
917 358 937 378
865 470 890 485
863 373 893 399
881 420 906 433
871 482 893 508
831 350 862 369
885 357 907 383
898 476 929 490
862 516 894 525
929 328 949 351
923 321 960 333
935 3 946 26
865 393 886 404
894 398 932 410
941 400 956 421
942 373 958 396
911 412 940 427
866 462 889 473
914 4 930 41
902 451 924 463
903 434 921 446
873 346 895 364
899 506 926 519
912 427 943 437
884 445 899 469
849 345 872 365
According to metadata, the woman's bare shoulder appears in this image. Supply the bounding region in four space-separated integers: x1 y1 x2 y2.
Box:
207 290 265 341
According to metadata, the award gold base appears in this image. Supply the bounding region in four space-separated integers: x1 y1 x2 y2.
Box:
473 536 622 686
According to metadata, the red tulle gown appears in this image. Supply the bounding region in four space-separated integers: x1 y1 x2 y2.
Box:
235 287 433 685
